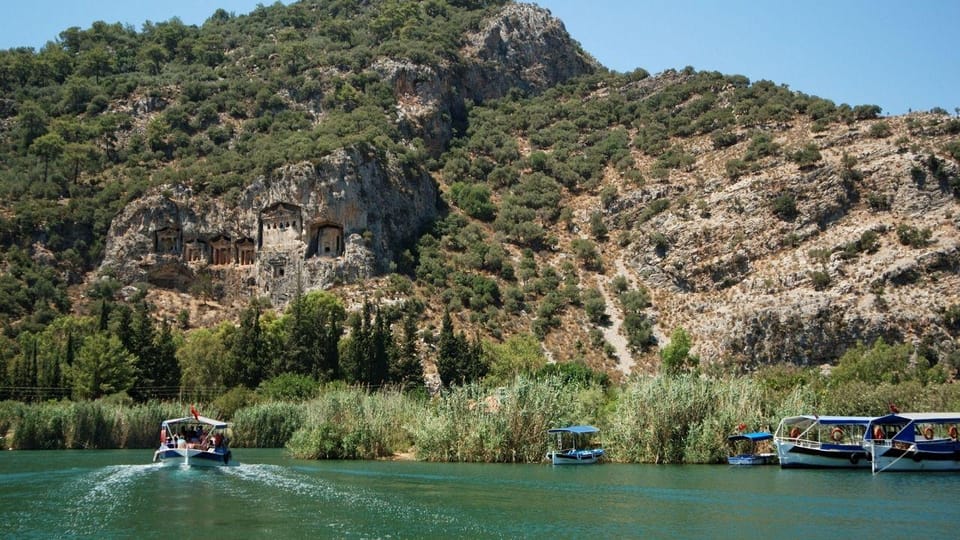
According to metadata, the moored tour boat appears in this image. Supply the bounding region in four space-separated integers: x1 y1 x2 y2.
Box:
546 425 605 465
153 407 233 467
773 415 872 468
864 412 960 473
726 431 776 466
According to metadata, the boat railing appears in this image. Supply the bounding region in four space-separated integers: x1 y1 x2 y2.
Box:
788 437 822 450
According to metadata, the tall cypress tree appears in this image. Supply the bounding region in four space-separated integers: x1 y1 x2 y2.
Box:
229 300 266 388
340 299 372 385
129 301 156 401
369 306 391 387
390 309 424 391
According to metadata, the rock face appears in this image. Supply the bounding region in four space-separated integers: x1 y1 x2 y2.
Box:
100 148 438 306
459 3 599 103
604 109 960 368
374 3 598 154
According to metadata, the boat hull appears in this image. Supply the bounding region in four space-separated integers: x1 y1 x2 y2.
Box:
548 449 604 465
869 442 960 472
728 453 776 466
775 440 870 469
153 447 232 467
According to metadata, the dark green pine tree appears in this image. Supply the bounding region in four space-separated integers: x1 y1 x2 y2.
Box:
340 299 373 385
389 309 424 391
282 291 345 382
229 300 266 389
10 333 39 401
368 306 391 388
129 301 157 401
148 319 181 400
436 310 486 387
97 299 111 332
281 287 310 376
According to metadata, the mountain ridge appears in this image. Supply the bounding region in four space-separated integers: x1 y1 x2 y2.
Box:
1 0 958 390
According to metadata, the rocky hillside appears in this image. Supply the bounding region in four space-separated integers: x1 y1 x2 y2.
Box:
2 0 959 383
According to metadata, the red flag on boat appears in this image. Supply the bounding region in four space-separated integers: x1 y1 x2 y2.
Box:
737 423 747 432
190 404 199 420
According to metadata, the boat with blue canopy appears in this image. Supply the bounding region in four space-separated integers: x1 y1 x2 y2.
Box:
773 415 873 468
727 432 776 465
546 425 604 465
864 412 960 473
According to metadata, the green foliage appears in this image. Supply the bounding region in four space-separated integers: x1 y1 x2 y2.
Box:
411 376 599 463
231 401 305 448
571 238 602 270
830 339 915 385
790 143 822 169
743 132 780 161
809 269 831 290
606 376 767 463
69 332 136 400
896 223 932 247
449 182 496 221
3 400 183 449
869 121 892 138
436 311 486 387
660 327 697 375
484 333 547 384
619 288 652 351
257 373 320 401
772 192 798 220
286 388 414 459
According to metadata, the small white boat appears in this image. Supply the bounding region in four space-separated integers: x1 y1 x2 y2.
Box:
727 432 776 466
546 425 605 465
153 409 233 467
773 415 872 468
865 412 960 473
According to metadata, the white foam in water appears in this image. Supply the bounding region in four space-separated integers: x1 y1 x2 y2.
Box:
222 463 489 536
62 464 158 536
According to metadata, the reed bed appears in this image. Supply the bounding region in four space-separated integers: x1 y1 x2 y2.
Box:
411 376 602 463
231 402 305 448
1 400 183 449
605 376 773 464
5 376 960 460
285 387 417 459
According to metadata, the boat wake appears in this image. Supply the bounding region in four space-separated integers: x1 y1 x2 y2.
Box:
222 463 491 536
62 464 158 536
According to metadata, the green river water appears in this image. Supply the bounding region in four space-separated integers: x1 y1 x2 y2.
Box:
2 449 958 538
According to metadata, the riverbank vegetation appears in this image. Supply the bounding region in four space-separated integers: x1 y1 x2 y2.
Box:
5 355 960 463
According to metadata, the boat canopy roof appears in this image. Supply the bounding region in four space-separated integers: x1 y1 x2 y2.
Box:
727 432 773 442
870 412 960 424
548 425 599 434
161 416 229 429
779 415 873 426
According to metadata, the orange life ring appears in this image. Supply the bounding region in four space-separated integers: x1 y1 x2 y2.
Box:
873 426 884 440
830 427 844 442
949 425 958 440
923 426 934 440
789 427 801 439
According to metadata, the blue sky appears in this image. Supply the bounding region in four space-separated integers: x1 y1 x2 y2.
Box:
2 1 957 116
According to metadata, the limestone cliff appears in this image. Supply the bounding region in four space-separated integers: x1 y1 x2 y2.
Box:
100 148 437 306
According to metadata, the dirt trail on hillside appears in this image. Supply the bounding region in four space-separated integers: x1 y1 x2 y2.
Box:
598 257 636 376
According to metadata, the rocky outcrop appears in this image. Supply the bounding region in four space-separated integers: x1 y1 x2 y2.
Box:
374 3 598 154
460 3 599 103
606 111 960 369
100 148 438 306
